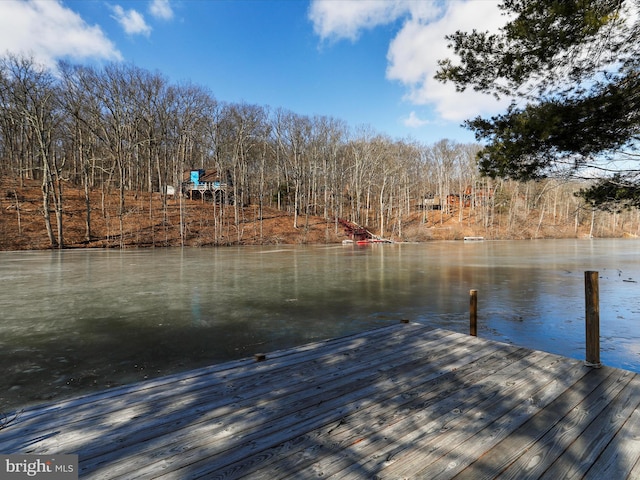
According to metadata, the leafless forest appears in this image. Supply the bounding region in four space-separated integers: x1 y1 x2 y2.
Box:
1 55 638 249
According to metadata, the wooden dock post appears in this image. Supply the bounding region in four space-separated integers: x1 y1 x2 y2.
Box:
585 271 602 368
470 289 478 336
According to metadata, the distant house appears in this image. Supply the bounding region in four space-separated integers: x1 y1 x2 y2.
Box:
181 169 232 204
417 187 493 210
418 196 442 210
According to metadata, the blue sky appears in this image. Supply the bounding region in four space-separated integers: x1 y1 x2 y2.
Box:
0 0 511 145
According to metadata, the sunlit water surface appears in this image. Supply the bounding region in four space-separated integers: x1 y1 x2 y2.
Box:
1 239 639 411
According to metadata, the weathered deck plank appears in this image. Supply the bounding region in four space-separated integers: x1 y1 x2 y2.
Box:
179 344 532 479
363 351 594 479
102 328 475 478
1 323 640 480
254 347 536 479
451 367 632 480
540 374 640 480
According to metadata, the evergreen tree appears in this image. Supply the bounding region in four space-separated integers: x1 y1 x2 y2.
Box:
437 0 640 209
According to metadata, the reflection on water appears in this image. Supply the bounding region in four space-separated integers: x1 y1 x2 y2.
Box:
1 239 639 411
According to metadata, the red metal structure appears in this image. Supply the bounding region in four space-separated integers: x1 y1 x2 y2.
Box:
338 218 372 242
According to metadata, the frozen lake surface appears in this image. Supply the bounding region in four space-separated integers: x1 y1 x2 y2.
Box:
1 239 639 411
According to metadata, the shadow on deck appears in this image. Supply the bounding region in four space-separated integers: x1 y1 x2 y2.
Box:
1 323 639 479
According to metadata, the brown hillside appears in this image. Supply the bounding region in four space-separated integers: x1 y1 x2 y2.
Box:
0 176 630 250
0 178 347 250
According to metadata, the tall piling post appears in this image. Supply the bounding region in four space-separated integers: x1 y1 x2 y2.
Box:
585 271 602 368
470 289 478 337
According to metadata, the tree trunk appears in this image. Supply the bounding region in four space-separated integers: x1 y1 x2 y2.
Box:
41 169 57 248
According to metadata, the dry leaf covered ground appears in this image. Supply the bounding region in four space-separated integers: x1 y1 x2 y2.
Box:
0 176 615 251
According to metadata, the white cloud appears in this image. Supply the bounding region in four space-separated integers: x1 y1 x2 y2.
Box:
111 5 152 37
387 1 510 122
149 0 173 21
0 0 121 68
403 111 431 128
309 0 511 123
308 0 411 42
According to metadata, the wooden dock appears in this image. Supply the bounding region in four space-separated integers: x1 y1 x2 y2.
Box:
2 322 640 479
